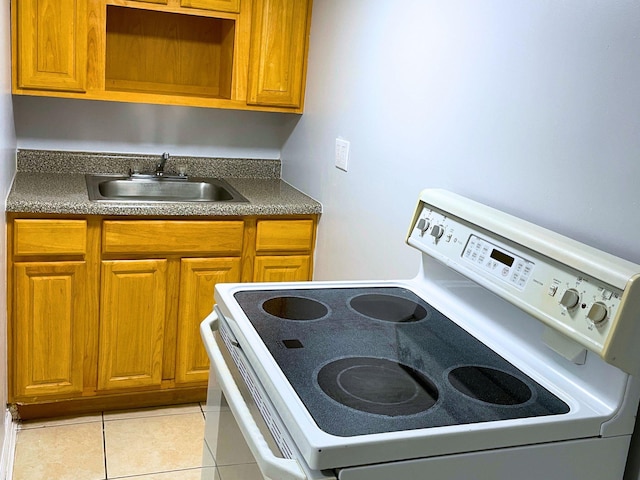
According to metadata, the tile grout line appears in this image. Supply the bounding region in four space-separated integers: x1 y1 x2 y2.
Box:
101 412 109 480
15 407 215 480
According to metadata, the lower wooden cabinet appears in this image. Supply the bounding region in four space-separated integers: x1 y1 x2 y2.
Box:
13 262 87 399
8 215 317 417
253 218 314 281
254 255 310 282
176 257 242 384
98 259 168 391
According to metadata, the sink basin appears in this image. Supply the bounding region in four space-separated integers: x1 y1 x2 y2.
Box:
86 175 249 203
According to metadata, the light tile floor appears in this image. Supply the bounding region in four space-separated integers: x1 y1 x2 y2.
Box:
12 403 265 480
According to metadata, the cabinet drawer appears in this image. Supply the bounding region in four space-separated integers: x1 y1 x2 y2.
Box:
14 219 88 256
256 220 314 253
103 220 244 255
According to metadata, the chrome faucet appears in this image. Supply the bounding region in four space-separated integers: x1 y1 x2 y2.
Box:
155 152 170 176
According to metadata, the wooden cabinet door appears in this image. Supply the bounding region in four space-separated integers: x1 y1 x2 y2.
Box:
13 262 86 399
175 257 241 384
253 255 311 282
98 260 167 391
247 0 311 108
16 0 87 92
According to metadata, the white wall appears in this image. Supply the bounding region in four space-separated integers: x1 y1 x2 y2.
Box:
282 1 640 478
1 0 18 463
13 95 299 159
282 0 640 282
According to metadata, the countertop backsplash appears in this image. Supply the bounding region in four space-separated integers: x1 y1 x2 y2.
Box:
16 149 282 179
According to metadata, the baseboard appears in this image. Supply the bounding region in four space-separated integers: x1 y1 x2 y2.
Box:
14 386 207 420
0 409 16 480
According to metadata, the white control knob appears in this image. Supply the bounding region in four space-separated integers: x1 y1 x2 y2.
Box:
430 225 445 239
587 302 608 325
560 288 580 310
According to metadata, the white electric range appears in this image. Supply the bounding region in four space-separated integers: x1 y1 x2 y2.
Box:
201 189 640 480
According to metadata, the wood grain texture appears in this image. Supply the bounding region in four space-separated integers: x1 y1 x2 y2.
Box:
8 214 317 412
16 0 87 92
98 259 167 390
181 0 240 14
255 219 314 253
102 220 244 255
14 219 87 256
105 5 234 98
247 0 311 107
175 257 241 384
253 255 311 282
13 262 86 399
13 0 310 112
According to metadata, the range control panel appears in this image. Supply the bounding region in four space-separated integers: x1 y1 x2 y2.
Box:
463 235 534 291
409 203 624 356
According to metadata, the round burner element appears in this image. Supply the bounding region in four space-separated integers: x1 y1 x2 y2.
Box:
318 357 438 416
349 294 428 323
262 296 328 321
448 366 532 406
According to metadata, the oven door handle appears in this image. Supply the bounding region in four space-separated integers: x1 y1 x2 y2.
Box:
201 310 308 480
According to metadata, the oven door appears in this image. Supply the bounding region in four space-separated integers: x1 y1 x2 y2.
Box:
200 308 336 480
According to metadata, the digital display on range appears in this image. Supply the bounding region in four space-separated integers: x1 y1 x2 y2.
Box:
490 249 514 267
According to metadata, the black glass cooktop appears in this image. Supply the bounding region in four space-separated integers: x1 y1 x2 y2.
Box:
233 287 569 437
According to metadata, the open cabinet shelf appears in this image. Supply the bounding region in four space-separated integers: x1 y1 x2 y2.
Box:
105 6 235 99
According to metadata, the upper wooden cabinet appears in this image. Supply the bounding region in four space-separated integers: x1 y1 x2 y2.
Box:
247 0 311 108
11 0 313 113
15 0 87 92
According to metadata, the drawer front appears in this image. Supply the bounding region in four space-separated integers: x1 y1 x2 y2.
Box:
14 219 88 256
102 220 244 255
256 219 314 253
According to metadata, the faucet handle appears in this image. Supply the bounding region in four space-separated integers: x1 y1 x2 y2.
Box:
155 152 170 176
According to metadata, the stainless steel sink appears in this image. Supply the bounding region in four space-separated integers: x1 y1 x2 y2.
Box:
85 174 249 203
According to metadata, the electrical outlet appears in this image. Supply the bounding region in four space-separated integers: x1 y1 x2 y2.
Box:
335 138 350 171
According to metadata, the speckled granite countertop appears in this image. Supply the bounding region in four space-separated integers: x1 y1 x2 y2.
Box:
7 150 322 217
